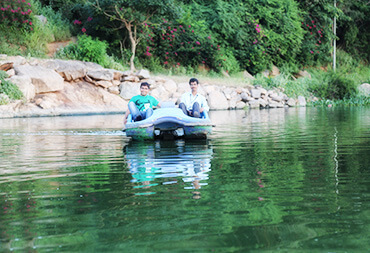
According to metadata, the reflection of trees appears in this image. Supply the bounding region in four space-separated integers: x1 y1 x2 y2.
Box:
207 107 370 249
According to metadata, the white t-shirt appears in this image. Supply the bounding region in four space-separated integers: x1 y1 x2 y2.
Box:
180 92 209 111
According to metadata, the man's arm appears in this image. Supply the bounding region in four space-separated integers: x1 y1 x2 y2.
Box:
123 108 131 124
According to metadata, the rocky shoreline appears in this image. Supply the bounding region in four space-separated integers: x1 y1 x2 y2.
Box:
0 55 309 119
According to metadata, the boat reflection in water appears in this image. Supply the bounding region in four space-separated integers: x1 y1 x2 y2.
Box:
124 140 213 198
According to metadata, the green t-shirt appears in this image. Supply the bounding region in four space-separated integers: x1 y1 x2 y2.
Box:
129 95 159 111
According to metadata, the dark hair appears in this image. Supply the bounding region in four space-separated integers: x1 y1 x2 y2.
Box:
189 78 199 85
140 82 150 89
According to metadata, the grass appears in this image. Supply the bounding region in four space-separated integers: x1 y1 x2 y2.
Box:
154 71 254 87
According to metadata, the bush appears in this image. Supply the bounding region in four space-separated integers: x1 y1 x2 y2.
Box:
309 71 358 100
37 3 71 41
57 35 108 65
0 71 23 102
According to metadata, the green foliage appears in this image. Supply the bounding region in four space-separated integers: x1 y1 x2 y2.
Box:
57 35 108 66
309 96 370 107
0 71 23 104
296 0 336 66
36 3 71 41
337 1 370 62
309 71 358 100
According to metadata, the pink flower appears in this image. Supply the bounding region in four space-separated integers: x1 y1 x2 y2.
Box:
310 50 314 54
188 25 191 28
195 41 200 45
82 27 86 33
191 30 194 33
29 21 32 25
87 17 93 22
207 36 211 39
202 61 205 63
177 62 180 66
164 61 168 64
165 52 169 54
27 2 31 6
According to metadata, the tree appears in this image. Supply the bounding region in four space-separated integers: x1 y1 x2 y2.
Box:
93 0 180 71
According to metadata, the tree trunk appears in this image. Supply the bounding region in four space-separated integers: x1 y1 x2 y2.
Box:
126 23 136 72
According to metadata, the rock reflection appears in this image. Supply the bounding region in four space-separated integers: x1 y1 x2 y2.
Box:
124 140 213 198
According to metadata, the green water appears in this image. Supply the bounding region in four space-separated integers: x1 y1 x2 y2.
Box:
0 107 369 252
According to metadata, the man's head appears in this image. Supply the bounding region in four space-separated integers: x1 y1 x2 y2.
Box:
140 82 150 96
189 78 199 94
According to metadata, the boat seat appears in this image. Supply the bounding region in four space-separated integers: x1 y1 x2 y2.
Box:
161 101 176 108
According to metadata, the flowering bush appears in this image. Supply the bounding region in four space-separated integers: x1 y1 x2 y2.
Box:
140 19 234 73
0 0 35 31
297 15 332 66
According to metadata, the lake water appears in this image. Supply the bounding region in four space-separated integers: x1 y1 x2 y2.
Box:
0 107 369 252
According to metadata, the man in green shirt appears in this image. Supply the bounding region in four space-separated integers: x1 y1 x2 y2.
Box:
124 82 161 124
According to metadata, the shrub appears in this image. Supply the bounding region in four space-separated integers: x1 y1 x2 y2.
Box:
309 71 358 100
37 3 71 41
0 71 23 102
57 35 108 66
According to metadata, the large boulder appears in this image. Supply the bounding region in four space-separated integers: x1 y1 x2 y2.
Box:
14 65 64 93
251 88 262 99
162 79 177 94
358 83 370 97
136 69 150 79
41 60 86 81
119 82 140 100
151 86 170 102
207 90 228 110
270 65 280 77
87 69 114 81
9 75 36 101
297 96 306 106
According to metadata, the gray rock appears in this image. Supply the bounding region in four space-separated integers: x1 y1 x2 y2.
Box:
207 90 228 110
41 60 86 81
35 15 47 24
270 93 283 102
6 69 15 77
236 101 247 109
258 98 268 108
119 82 140 100
9 75 35 101
108 86 120 95
14 65 64 93
122 75 140 82
96 80 113 88
151 86 169 101
297 96 306 106
163 79 177 94
251 89 261 99
358 83 370 97
270 65 280 77
136 69 150 79
248 100 260 109
87 69 114 81
286 98 296 107
296 70 311 79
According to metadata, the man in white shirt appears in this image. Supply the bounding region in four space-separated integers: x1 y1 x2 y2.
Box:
179 78 209 118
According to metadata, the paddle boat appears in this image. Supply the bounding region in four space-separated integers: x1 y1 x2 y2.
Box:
124 105 213 141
